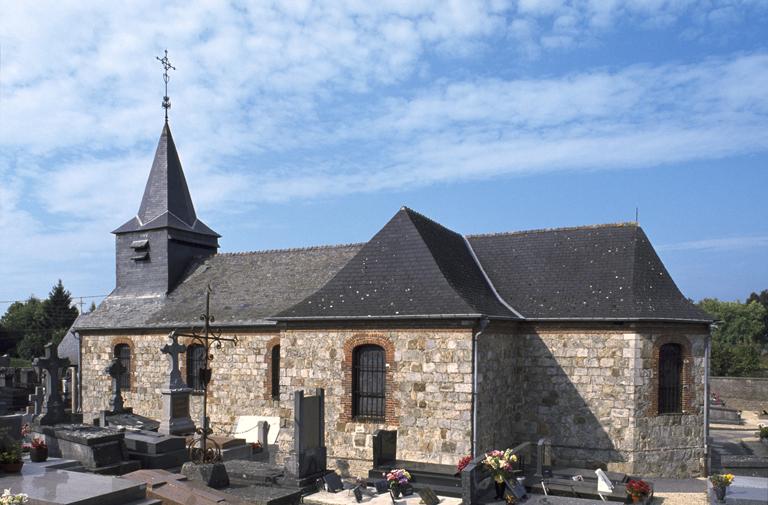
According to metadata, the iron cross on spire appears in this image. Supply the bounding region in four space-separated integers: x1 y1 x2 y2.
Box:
156 49 176 122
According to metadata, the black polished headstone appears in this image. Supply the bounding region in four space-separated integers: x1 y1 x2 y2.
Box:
373 429 397 468
374 479 389 494
354 486 364 503
417 487 441 505
323 472 344 493
0 414 22 451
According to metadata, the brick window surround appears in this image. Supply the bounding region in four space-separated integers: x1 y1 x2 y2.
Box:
340 334 397 425
264 336 281 401
110 337 135 392
649 335 694 416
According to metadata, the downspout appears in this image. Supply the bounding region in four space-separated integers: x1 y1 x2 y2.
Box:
703 325 713 476
75 330 82 413
472 317 490 458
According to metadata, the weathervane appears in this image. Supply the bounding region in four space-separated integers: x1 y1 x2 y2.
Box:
156 49 176 122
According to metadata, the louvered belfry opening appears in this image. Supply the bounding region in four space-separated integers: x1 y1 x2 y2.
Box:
658 343 682 414
352 344 386 421
114 344 131 390
271 345 281 399
187 344 206 391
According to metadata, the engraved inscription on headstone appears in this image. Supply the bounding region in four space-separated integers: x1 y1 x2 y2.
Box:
172 395 189 418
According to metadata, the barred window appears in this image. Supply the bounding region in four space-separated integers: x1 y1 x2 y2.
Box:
352 344 386 421
114 344 131 390
271 345 281 399
186 344 206 391
658 343 682 414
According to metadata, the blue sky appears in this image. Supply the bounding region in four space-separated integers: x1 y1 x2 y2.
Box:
0 1 766 313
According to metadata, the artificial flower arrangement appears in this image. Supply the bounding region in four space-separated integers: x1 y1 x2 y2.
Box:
482 449 518 483
30 437 47 450
710 473 734 488
457 455 472 473
386 468 412 490
625 479 651 499
758 423 768 440
0 489 29 505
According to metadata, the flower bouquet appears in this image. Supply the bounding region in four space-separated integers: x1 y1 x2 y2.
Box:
482 449 518 499
710 474 734 502
386 469 412 497
29 437 48 463
457 455 472 474
625 479 651 503
0 489 29 505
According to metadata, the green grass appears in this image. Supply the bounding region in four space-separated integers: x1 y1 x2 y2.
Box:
9 357 31 368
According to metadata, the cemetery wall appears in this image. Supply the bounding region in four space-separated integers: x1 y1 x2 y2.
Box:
277 327 474 477
80 330 281 432
710 376 768 411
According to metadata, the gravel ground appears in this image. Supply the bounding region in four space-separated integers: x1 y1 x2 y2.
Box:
648 478 707 505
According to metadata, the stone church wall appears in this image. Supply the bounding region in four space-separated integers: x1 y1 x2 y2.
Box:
81 330 281 432
277 328 474 477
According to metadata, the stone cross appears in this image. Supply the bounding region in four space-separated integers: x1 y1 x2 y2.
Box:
28 386 45 417
161 332 188 390
104 358 127 413
32 343 71 425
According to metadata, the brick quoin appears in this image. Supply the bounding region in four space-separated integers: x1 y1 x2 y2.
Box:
264 336 281 401
340 333 398 425
110 337 135 392
649 335 694 416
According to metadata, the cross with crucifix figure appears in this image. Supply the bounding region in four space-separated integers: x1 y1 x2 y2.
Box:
32 343 71 425
104 358 127 413
162 332 188 390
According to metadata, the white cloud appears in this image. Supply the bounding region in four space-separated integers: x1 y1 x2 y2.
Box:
658 236 768 252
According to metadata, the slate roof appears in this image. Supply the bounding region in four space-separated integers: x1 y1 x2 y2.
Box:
467 224 711 321
75 244 362 330
277 208 518 320
113 123 219 237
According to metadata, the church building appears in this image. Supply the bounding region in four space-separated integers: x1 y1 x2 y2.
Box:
66 121 713 478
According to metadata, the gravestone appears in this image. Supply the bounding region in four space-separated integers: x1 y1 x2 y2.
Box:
49 424 141 475
286 388 328 485
373 429 397 468
32 342 71 425
28 386 45 417
104 358 128 413
0 414 23 452
123 429 189 469
158 334 195 435
417 487 441 505
323 472 344 493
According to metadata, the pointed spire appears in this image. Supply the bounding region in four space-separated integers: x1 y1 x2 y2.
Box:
113 123 219 237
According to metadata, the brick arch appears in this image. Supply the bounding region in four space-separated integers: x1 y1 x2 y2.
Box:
110 337 135 392
649 335 694 416
264 336 281 401
340 334 398 425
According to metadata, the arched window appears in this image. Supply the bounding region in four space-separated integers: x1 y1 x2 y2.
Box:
271 345 281 399
658 343 682 414
186 344 206 391
352 344 386 421
114 344 131 390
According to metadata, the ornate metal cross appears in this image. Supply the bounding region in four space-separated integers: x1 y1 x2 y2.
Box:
104 358 127 413
156 49 176 121
32 343 71 425
170 286 237 464
161 332 188 390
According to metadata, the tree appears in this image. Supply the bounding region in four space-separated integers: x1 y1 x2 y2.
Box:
42 279 79 347
698 297 767 377
746 289 768 344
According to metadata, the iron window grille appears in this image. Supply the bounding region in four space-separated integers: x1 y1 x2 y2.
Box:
114 344 131 390
271 345 281 399
658 343 682 414
352 344 386 421
186 344 206 391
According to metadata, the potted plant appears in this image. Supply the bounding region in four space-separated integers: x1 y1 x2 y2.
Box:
758 424 768 446
0 443 24 473
29 437 48 463
710 473 734 503
482 449 518 499
0 488 29 504
625 479 651 503
385 468 412 498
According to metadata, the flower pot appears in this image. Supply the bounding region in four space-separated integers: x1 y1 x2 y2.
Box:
30 446 48 463
714 486 727 503
631 495 641 504
1 461 24 473
391 487 401 499
494 481 506 500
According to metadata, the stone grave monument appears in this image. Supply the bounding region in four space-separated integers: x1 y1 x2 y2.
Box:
285 388 328 486
158 334 195 436
32 342 71 425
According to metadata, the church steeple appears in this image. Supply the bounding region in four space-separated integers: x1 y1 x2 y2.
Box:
112 122 219 295
113 123 218 237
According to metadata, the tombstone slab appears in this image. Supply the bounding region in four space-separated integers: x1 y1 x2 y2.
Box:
181 461 230 489
0 413 23 451
124 429 189 469
32 343 71 425
45 424 140 475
